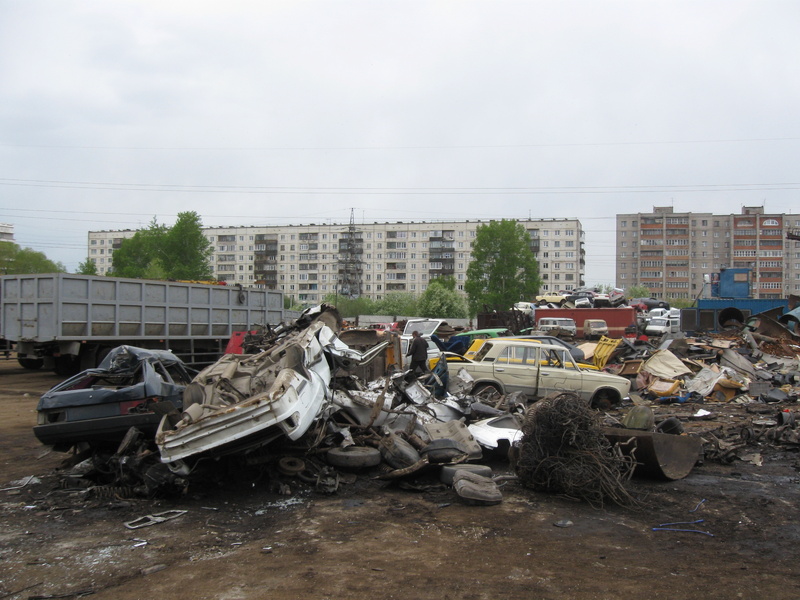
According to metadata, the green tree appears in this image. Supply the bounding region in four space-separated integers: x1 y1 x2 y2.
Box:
108 218 167 278
109 213 212 280
76 257 98 275
322 293 376 319
625 284 651 299
161 211 213 280
375 292 418 317
464 220 541 316
418 277 468 318
0 241 66 274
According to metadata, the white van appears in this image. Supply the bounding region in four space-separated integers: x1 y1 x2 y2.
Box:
583 319 608 340
538 317 577 336
645 317 670 336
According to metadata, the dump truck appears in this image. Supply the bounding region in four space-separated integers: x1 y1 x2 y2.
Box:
0 274 285 374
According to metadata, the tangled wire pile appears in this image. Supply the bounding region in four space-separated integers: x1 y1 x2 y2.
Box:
515 392 637 508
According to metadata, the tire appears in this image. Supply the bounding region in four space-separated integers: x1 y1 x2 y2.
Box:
277 456 307 476
18 357 44 370
54 355 80 377
325 446 382 469
95 346 112 367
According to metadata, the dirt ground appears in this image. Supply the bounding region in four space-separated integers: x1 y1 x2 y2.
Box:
2 357 800 600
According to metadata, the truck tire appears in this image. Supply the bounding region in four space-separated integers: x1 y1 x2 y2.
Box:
18 357 44 370
326 446 382 469
54 355 80 377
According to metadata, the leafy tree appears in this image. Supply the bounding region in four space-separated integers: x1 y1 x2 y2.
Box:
667 297 694 309
0 241 66 274
464 220 541 316
110 212 212 280
625 284 651 299
418 277 468 318
108 218 167 278
375 292 418 317
161 211 213 280
322 293 376 319
76 257 98 275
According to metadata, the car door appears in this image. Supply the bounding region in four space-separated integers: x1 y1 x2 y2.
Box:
491 344 539 397
537 346 586 399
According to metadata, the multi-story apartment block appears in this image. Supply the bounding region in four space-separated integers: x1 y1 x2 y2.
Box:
0 223 14 242
616 206 800 299
88 218 585 303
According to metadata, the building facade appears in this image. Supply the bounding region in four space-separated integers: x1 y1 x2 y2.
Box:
0 223 14 242
88 218 585 303
616 206 800 299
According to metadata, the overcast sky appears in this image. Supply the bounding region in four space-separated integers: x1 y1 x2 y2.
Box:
1 1 799 284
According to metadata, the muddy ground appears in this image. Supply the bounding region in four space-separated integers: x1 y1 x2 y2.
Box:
1 357 800 600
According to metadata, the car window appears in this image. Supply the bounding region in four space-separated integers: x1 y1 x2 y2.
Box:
475 342 494 362
495 345 528 365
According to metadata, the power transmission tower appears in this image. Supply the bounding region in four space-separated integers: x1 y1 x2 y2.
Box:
337 209 364 297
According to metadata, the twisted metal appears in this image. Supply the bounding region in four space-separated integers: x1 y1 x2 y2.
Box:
515 392 637 508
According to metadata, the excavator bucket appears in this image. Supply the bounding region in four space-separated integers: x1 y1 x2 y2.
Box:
602 427 703 481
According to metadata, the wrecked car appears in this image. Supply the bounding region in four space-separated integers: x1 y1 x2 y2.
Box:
156 304 389 471
34 346 195 451
456 339 630 407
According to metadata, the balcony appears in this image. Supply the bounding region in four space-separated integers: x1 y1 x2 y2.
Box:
338 243 364 254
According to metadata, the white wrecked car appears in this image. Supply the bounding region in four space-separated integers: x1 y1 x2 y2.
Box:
156 305 388 471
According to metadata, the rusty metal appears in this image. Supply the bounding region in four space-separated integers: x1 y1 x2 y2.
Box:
602 427 703 480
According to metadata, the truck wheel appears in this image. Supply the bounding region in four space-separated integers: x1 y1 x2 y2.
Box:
54 355 80 377
18 357 44 370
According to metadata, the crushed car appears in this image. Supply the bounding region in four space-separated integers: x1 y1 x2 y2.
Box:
34 346 195 452
155 304 391 472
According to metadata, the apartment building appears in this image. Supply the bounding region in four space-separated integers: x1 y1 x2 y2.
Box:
0 223 14 242
616 206 800 299
88 218 585 303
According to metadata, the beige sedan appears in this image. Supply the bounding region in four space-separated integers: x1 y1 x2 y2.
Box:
459 339 630 408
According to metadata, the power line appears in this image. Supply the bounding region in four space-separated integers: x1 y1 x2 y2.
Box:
2 136 800 151
1 177 799 195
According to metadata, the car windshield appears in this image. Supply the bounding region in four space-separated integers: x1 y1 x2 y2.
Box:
650 318 668 326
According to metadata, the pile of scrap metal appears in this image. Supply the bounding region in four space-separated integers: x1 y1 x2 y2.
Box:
50 304 760 503
145 304 516 503
578 309 800 466
590 312 800 404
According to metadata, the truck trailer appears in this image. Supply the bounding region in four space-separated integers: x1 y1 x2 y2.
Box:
0 274 285 374
533 307 637 339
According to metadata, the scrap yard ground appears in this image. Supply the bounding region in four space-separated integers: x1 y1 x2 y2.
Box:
1 358 799 600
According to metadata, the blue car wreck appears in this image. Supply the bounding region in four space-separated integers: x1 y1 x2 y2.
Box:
33 346 195 451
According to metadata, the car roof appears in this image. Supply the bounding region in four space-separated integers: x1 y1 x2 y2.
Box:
454 328 510 336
